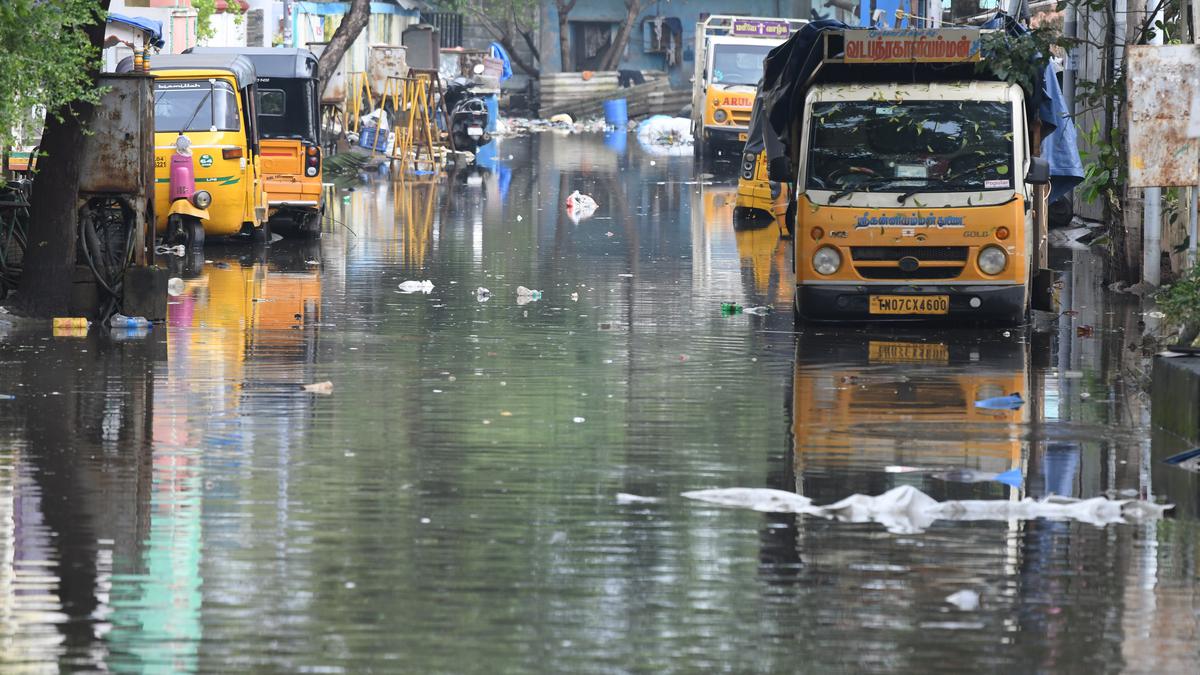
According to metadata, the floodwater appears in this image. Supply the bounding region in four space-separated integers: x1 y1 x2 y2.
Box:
2 132 1199 673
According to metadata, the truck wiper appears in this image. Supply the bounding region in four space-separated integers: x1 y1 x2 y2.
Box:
895 162 1013 203
828 177 907 204
895 180 977 203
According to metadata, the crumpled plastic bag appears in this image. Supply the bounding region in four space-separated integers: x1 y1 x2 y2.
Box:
565 190 599 223
683 485 1172 534
398 280 434 294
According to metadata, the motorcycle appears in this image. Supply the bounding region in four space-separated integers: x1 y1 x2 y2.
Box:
165 134 211 249
443 75 492 154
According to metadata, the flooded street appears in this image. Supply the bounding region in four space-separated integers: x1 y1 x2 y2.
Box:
2 132 1199 672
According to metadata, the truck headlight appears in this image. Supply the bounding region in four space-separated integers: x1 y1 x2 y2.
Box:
192 190 212 209
978 245 1008 275
812 246 842 275
713 109 728 123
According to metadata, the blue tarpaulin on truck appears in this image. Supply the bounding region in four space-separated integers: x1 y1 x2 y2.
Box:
751 14 1083 203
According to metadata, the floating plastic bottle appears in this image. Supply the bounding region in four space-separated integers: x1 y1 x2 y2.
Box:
516 286 542 300
720 302 742 315
110 314 151 329
743 305 771 315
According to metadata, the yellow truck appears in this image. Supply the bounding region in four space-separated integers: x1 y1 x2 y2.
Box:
752 25 1079 324
691 15 806 161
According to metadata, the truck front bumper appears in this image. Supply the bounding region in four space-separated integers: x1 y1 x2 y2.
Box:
702 125 748 146
796 283 1027 323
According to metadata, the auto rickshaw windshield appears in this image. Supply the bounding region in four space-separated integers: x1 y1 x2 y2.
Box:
154 79 241 132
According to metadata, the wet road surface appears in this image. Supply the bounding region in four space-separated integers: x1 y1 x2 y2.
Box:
2 132 1199 673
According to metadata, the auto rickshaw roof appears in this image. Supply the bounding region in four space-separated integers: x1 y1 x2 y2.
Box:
184 47 318 79
119 53 257 89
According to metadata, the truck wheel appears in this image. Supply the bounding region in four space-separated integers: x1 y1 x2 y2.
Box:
252 221 271 244
300 211 322 239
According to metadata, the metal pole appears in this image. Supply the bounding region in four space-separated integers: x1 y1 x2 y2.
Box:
1063 1 1077 112
1143 0 1165 286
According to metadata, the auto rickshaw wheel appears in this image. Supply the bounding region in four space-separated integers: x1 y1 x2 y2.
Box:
186 219 205 249
166 214 188 247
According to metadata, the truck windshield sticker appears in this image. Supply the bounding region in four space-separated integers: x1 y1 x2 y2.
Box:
984 179 1011 189
844 29 982 64
854 213 966 229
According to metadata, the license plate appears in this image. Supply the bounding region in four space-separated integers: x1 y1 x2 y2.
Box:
738 132 748 142
467 127 484 137
869 295 949 315
869 340 949 363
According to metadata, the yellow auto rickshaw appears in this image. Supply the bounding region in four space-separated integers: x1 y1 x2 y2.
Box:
187 47 324 238
119 53 270 246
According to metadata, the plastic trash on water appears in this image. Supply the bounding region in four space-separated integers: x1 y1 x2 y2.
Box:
743 305 771 315
302 381 333 395
1163 448 1200 472
945 590 981 611
167 277 184 297
476 287 492 302
110 314 151 329
565 190 599 223
53 317 90 330
932 467 1023 488
516 286 542 305
720 302 742 315
682 484 1171 535
398 280 434 294
975 393 1024 410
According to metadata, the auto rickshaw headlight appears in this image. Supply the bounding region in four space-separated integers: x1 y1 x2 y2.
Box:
978 245 1008 275
713 108 728 123
192 190 212 209
812 246 841 275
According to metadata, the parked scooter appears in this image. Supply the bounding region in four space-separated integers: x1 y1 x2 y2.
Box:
443 74 492 154
165 134 211 249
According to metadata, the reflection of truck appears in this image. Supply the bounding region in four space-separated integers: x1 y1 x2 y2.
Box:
759 25 1076 324
691 15 805 159
792 330 1028 500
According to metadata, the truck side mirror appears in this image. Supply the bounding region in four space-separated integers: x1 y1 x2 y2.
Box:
1026 157 1050 185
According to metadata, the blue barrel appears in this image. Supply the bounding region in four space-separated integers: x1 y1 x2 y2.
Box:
484 94 499 133
604 129 627 153
604 98 628 127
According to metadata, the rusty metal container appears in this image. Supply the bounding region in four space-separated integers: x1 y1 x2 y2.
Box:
368 45 408 94
78 73 156 266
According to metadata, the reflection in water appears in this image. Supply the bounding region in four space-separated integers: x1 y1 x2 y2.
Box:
0 133 1198 671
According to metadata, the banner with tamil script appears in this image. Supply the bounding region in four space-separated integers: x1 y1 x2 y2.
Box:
843 29 982 63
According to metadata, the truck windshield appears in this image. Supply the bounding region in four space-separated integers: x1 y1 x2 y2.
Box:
154 80 241 133
806 100 1014 193
711 44 773 86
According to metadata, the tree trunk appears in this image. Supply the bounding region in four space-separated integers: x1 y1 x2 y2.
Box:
15 0 111 318
318 0 371 98
599 1 642 72
556 0 576 71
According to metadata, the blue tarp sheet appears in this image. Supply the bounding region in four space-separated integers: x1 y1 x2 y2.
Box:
489 42 513 82
753 14 1083 202
107 13 164 49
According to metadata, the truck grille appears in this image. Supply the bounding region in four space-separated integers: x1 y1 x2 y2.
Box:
850 246 968 280
851 246 968 262
730 109 752 126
